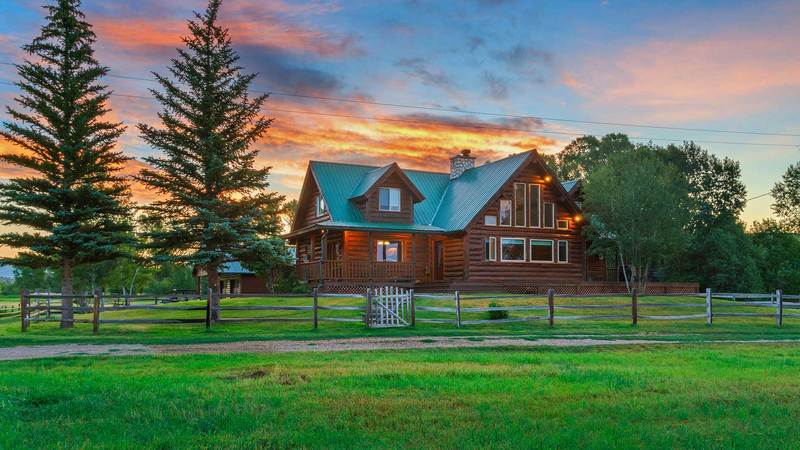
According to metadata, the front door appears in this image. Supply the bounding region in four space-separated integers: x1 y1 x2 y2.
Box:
433 241 444 281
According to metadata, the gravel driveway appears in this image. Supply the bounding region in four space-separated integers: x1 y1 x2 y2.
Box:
1 336 797 361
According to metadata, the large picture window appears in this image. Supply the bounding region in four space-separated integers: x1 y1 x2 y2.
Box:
376 240 401 262
557 240 568 263
484 237 496 261
379 187 401 211
543 202 555 228
528 184 541 228
499 200 512 226
514 183 526 227
500 238 525 262
530 239 554 262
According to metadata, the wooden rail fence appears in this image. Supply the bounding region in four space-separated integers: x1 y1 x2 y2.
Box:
16 287 800 333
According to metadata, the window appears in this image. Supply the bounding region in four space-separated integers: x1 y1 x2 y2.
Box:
514 183 526 227
499 200 512 226
484 215 497 226
379 187 401 212
557 219 569 230
543 202 555 228
530 239 554 262
557 240 568 263
315 194 327 217
528 184 541 228
376 240 401 262
484 237 497 261
500 238 525 262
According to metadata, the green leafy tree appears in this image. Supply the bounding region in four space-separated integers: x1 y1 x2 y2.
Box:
674 214 762 292
771 163 800 232
583 148 690 290
552 134 635 180
751 219 800 293
658 142 747 229
136 0 283 318
0 0 131 327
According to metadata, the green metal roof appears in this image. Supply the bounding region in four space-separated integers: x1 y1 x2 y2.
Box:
349 164 393 199
308 151 538 233
431 152 529 231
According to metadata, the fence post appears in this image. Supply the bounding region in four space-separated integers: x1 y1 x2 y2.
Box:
205 288 212 330
409 289 416 327
312 288 319 330
776 289 783 327
706 288 713 325
46 296 51 321
631 288 638 325
92 290 101 334
365 288 372 328
20 289 28 332
455 291 461 328
547 289 555 327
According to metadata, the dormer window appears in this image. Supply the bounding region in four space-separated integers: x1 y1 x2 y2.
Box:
315 194 327 217
379 187 401 212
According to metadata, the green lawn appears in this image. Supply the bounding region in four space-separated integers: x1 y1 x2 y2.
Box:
1 344 799 448
2 293 799 346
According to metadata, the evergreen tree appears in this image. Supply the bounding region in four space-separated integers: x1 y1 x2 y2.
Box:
0 0 131 328
136 0 283 318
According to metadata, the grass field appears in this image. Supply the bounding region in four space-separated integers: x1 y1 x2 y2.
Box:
2 293 800 346
1 343 799 448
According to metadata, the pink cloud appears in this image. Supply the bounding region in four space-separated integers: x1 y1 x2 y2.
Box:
563 11 800 122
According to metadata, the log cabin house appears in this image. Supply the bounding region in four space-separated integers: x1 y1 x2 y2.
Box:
285 149 616 292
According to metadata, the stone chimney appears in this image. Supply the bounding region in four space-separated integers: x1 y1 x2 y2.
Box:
449 149 476 179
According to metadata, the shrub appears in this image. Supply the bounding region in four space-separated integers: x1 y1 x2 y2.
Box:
487 301 509 320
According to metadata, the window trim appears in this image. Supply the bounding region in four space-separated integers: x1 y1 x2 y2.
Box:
529 239 555 263
557 240 569 263
315 194 327 217
376 240 402 262
484 236 497 262
557 219 570 230
500 237 526 262
543 202 555 229
378 187 401 212
484 215 497 227
513 183 526 227
528 184 541 228
499 199 512 226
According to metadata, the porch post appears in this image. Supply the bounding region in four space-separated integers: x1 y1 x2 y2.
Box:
368 231 374 281
411 234 417 283
319 230 327 289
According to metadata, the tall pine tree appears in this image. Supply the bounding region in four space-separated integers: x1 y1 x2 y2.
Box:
0 0 131 328
136 0 283 318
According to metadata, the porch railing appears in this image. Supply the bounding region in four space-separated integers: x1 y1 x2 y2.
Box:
297 261 415 282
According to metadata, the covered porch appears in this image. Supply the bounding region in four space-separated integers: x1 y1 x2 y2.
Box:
288 227 454 286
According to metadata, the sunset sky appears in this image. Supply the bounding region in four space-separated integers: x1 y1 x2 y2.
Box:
1 0 799 258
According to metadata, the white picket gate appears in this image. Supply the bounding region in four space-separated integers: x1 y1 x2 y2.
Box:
368 286 411 328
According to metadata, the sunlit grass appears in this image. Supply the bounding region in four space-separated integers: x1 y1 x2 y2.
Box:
1 344 799 448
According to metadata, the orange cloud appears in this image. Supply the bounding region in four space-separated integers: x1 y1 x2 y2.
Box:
91 8 359 59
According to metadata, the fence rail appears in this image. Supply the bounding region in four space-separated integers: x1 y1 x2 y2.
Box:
14 287 799 333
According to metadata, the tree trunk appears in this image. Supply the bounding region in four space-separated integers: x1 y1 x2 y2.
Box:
207 264 220 321
60 259 74 329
